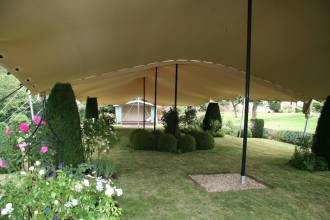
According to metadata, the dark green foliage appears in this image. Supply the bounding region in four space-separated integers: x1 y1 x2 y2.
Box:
91 159 118 178
264 128 313 145
250 119 264 138
161 108 179 135
181 106 197 128
190 130 214 150
8 113 29 128
312 96 330 167
130 129 156 150
157 134 178 153
85 97 99 119
178 134 196 153
202 103 222 135
312 101 322 113
45 83 84 167
290 139 328 171
268 101 281 112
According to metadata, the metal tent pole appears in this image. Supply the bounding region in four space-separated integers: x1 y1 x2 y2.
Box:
143 77 146 129
240 0 253 185
174 64 178 110
137 97 140 128
154 67 158 132
28 90 34 119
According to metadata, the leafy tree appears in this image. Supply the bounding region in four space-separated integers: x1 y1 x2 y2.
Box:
268 101 281 113
312 96 330 167
312 100 323 113
231 96 243 118
45 83 84 167
181 106 197 128
202 102 222 134
161 108 179 136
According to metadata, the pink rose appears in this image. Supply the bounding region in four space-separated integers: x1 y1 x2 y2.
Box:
0 159 7 168
17 142 28 151
32 115 46 126
4 127 13 136
19 122 30 133
40 146 49 154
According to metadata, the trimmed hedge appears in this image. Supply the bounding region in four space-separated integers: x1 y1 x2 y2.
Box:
178 134 196 153
157 134 178 153
264 128 313 146
202 103 222 134
313 96 330 167
45 83 85 167
85 97 99 119
190 130 214 150
250 119 264 138
130 129 156 150
239 128 252 138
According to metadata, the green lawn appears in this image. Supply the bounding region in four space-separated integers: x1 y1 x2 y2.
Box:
111 129 330 220
222 112 319 133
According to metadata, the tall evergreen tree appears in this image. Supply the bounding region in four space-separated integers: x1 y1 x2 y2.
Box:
312 96 330 167
202 102 222 133
45 83 84 167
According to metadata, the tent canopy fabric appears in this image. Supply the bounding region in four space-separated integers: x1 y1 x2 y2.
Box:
0 0 329 105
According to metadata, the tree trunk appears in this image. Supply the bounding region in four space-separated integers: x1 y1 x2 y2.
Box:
231 101 238 118
252 101 260 119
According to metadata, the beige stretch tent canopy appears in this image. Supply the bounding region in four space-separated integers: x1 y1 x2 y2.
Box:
0 0 329 105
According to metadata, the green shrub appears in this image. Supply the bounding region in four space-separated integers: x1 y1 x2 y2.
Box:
157 134 178 153
91 159 118 178
180 106 198 129
239 128 252 138
312 96 330 167
190 130 214 150
268 101 281 112
202 103 222 135
178 134 196 153
85 97 99 119
312 100 322 113
161 108 179 135
130 129 156 150
250 119 264 138
213 129 225 137
265 128 313 145
222 120 236 136
45 83 85 167
8 113 30 129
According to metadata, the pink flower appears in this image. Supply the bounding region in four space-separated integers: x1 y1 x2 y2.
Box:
19 122 30 133
0 159 7 168
4 127 13 136
32 115 46 126
17 142 28 151
40 146 49 154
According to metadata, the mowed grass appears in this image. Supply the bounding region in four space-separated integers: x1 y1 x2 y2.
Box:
110 129 330 220
222 112 319 133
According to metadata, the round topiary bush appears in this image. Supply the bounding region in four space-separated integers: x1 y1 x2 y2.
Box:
130 129 156 150
178 134 196 153
157 134 178 153
190 130 215 150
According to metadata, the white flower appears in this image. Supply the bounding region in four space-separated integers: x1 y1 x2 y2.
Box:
105 187 115 197
29 166 35 171
54 200 59 206
38 169 46 176
74 183 83 192
115 188 123 197
1 203 14 216
35 161 41 166
20 171 26 176
64 201 72 208
71 199 79 207
96 182 104 192
34 210 39 215
83 179 90 187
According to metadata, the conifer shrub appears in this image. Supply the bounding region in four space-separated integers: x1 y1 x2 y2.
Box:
161 108 179 136
250 119 264 138
312 96 330 168
157 133 178 153
202 103 222 135
178 134 196 153
85 97 99 119
45 83 85 167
